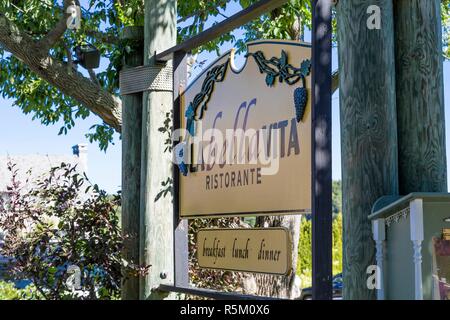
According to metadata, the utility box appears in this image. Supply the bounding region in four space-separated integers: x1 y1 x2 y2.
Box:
369 193 450 300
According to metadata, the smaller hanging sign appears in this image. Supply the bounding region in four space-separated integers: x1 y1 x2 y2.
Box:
197 228 292 275
443 229 450 241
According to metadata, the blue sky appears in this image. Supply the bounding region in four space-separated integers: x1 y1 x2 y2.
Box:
0 2 449 193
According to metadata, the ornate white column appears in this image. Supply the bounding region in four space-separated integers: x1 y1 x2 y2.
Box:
410 199 424 300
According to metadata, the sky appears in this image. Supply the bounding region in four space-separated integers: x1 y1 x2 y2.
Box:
0 2 449 194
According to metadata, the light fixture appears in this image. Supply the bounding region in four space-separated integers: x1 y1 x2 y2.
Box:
74 43 100 69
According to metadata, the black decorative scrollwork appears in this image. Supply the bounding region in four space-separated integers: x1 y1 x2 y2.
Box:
246 49 311 87
246 49 311 122
185 60 229 136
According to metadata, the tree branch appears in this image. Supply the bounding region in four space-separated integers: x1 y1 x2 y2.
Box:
88 68 100 87
177 0 229 24
40 0 75 51
24 28 120 45
85 30 121 44
63 42 74 75
0 13 122 132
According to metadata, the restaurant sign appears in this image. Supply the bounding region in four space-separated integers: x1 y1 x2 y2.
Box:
197 228 292 275
175 40 312 218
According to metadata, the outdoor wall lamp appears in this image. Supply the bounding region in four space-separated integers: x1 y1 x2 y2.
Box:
74 43 100 69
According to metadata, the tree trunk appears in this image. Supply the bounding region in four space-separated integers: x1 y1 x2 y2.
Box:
121 26 144 300
336 0 399 300
394 0 447 194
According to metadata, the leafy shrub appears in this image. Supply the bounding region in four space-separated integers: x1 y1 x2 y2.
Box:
0 281 43 300
332 214 343 275
297 216 312 287
296 214 343 288
0 162 146 300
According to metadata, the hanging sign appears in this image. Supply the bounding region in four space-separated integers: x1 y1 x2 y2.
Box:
197 228 292 275
176 40 312 218
444 229 450 241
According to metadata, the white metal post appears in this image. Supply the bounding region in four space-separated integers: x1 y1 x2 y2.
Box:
372 218 386 300
410 199 424 300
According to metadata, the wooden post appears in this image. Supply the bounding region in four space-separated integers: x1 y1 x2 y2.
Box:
311 0 333 300
394 0 447 194
173 50 189 288
336 0 399 299
121 26 144 300
140 0 176 300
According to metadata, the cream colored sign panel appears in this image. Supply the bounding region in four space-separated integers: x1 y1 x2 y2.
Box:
178 40 312 218
197 228 292 275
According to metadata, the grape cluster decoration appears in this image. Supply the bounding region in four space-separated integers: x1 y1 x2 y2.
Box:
246 50 311 122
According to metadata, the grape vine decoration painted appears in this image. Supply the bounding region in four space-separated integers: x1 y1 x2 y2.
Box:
185 60 229 136
246 50 311 122
177 60 229 176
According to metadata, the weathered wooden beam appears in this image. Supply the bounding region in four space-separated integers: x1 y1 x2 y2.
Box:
311 0 333 301
155 0 289 62
336 0 399 300
140 0 176 300
394 0 447 194
121 26 144 300
158 285 285 300
172 50 189 288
